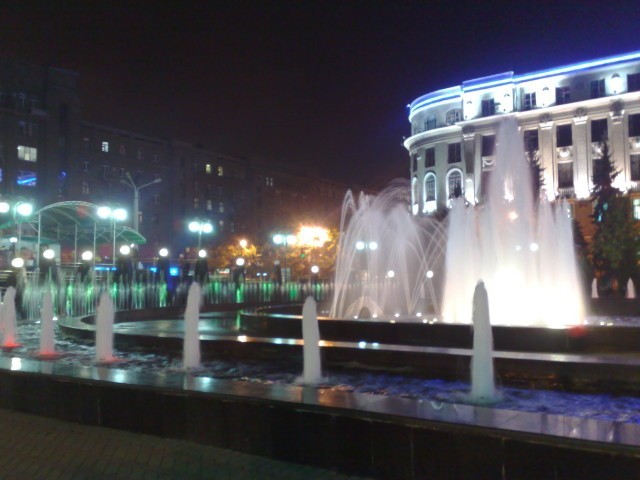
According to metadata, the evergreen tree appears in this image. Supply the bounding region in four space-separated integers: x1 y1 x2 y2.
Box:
526 150 545 201
590 140 639 294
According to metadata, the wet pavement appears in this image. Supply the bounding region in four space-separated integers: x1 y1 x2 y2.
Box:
0 408 371 479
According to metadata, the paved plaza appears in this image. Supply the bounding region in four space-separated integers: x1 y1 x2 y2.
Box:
0 409 371 480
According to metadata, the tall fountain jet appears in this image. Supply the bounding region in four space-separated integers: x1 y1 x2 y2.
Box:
470 281 495 402
443 117 584 326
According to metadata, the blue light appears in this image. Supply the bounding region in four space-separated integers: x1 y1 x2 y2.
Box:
169 267 179 277
149 267 157 273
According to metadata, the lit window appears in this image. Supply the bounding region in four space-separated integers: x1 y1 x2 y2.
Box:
82 182 90 194
16 170 36 187
101 141 109 153
153 193 160 205
206 164 212 174
265 176 274 187
634 198 640 220
217 166 224 176
17 145 37 162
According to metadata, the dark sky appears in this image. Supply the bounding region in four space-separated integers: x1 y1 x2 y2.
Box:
2 0 639 189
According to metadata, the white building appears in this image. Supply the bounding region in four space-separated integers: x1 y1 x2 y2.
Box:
404 50 640 226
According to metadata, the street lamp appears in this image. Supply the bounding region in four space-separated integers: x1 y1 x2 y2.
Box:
188 220 213 249
0 200 34 259
121 172 162 233
97 205 127 266
273 233 297 282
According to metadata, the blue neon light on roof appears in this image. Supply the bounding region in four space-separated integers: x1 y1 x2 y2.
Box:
408 50 640 118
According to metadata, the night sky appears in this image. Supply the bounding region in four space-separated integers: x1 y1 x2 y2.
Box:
2 0 639 189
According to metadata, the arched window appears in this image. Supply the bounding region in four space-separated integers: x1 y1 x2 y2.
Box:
411 176 418 215
423 173 437 213
446 168 463 202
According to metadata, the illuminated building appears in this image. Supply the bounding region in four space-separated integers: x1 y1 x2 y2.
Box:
405 51 640 239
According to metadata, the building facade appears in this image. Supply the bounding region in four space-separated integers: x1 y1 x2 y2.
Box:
0 58 353 259
405 51 640 239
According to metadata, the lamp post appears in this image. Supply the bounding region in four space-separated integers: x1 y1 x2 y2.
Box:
97 205 127 266
0 200 34 260
188 220 213 249
121 173 161 233
272 233 297 282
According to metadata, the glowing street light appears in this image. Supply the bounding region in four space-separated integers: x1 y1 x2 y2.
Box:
188 220 214 249
239 239 248 249
97 205 128 266
236 257 245 267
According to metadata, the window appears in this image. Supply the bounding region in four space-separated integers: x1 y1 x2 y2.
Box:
152 153 159 162
593 158 606 180
481 135 496 157
206 163 212 174
17 145 37 162
424 173 436 202
481 99 495 117
206 200 212 211
217 166 224 176
119 145 126 155
265 176 274 187
101 141 109 153
634 198 640 221
411 154 418 171
193 197 199 209
424 148 435 168
83 137 90 151
590 79 605 98
447 143 461 164
194 181 199 192
82 182 90 195
591 119 608 144
631 155 640 181
82 161 89 173
558 162 573 188
16 170 36 187
153 193 160 205
628 72 640 92
425 114 437 131
446 169 463 198
102 165 109 177
523 92 537 110
137 150 143 160
523 130 539 152
446 109 462 125
557 124 573 148
18 121 35 136
555 86 570 105
219 202 224 213
629 114 640 137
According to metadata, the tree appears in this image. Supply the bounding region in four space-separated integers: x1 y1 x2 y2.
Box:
527 150 545 202
590 140 639 294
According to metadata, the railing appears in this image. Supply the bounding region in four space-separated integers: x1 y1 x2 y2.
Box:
17 278 334 320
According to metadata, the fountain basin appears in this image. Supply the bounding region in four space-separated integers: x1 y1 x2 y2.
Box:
57 303 640 394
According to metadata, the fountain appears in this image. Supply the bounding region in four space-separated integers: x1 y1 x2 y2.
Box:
627 279 636 299
38 291 55 356
470 281 496 403
95 292 115 363
330 182 447 320
444 117 583 326
183 282 201 369
299 296 323 385
2 287 19 348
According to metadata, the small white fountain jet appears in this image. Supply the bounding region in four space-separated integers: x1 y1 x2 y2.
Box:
1 287 20 348
38 291 56 357
470 280 496 403
183 282 202 369
299 296 324 386
95 292 116 363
